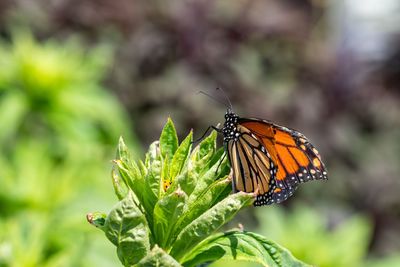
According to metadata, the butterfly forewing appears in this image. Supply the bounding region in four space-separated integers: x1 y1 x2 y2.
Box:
227 125 278 205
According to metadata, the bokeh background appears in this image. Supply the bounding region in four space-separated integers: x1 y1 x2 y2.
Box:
1 0 400 266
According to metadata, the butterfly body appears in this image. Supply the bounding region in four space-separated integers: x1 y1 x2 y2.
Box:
221 109 327 206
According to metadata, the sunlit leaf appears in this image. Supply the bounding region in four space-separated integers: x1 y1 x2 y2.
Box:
181 230 310 267
103 193 150 266
160 118 179 161
170 192 254 261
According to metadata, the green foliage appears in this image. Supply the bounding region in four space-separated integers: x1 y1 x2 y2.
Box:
252 205 400 267
0 30 139 154
255 205 372 267
0 30 139 266
88 119 309 266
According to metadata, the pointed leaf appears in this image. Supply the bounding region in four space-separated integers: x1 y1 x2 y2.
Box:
117 137 133 167
116 140 162 230
145 141 163 198
160 118 179 160
113 160 154 223
181 230 310 267
146 154 163 200
111 168 128 200
170 131 193 180
115 138 147 204
170 192 254 260
138 160 147 177
145 141 160 169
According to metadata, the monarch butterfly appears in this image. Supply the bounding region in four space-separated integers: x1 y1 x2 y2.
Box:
216 108 327 206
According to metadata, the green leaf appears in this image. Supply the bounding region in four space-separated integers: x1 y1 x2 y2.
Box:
115 139 161 228
213 176 234 205
170 131 193 180
115 138 145 201
111 167 128 200
209 148 228 174
153 187 187 248
161 155 170 194
145 141 163 198
137 245 182 267
145 141 160 169
118 137 134 167
188 131 217 180
169 176 232 248
103 193 150 266
145 153 163 201
113 159 153 220
173 169 194 196
181 230 310 267
170 192 254 260
160 118 179 161
197 130 218 160
187 155 229 207
138 160 147 177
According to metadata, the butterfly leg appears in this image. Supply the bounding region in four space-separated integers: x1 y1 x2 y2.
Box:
214 152 227 177
192 125 221 144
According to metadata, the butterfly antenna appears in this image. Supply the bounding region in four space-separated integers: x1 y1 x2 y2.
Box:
197 91 230 109
216 87 233 110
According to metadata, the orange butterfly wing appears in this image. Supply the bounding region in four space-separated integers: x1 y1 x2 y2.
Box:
239 119 327 204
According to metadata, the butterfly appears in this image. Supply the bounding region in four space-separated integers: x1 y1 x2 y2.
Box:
218 108 327 206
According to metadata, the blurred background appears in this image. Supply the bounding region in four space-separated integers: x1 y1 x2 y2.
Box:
0 0 399 266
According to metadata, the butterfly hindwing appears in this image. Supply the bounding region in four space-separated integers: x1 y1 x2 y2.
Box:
273 124 328 183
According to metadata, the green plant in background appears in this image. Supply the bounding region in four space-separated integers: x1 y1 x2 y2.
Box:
0 30 139 155
256 205 371 267
0 30 139 266
254 206 400 267
209 205 400 267
88 118 309 266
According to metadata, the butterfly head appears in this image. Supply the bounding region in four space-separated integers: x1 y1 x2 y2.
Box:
223 109 239 143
